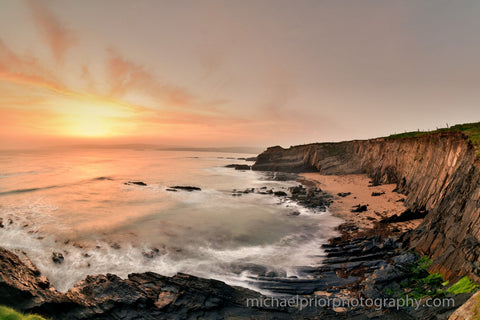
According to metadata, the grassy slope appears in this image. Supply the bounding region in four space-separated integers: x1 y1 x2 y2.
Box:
0 306 47 320
387 122 480 156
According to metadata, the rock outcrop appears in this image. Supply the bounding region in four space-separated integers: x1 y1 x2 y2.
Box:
253 131 480 282
1 247 340 319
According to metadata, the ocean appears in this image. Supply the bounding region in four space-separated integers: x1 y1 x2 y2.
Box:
0 147 341 293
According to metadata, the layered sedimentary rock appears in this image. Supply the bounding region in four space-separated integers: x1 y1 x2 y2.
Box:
253 132 480 282
2 247 333 319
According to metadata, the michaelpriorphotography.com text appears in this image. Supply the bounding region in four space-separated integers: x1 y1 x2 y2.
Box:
246 295 455 311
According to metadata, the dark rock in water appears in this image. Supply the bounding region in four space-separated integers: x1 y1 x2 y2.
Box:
351 204 368 212
371 191 385 196
225 164 251 170
288 211 301 216
337 192 351 197
242 188 255 194
265 270 287 278
111 243 121 250
274 191 287 196
52 252 64 264
166 188 178 192
125 181 147 186
290 185 306 195
142 248 161 259
245 157 257 162
0 217 3 228
169 186 201 191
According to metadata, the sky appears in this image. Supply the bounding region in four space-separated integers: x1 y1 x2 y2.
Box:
1 0 480 149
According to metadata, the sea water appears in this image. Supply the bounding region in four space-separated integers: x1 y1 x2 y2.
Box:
0 147 341 292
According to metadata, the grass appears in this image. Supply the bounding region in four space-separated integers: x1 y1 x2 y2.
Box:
446 276 479 295
387 121 480 157
0 306 47 320
383 255 479 304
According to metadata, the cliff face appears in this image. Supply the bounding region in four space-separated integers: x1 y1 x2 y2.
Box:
253 132 480 281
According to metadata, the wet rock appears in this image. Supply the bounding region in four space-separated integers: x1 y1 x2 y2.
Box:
169 186 201 191
125 181 147 186
242 188 255 194
288 211 301 216
274 191 288 196
52 252 64 264
166 188 178 192
111 243 121 250
0 218 3 228
142 248 161 259
265 270 287 278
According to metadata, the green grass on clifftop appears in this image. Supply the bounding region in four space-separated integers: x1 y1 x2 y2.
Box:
388 122 480 156
0 306 47 320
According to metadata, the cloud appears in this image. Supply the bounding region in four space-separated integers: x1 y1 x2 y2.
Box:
106 48 225 113
28 0 77 63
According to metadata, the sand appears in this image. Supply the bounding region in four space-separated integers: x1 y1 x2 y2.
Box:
299 173 422 234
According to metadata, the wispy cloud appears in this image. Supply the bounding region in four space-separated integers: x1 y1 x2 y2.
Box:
28 0 77 64
106 49 192 108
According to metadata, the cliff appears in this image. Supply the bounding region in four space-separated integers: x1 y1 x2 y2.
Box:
253 131 480 282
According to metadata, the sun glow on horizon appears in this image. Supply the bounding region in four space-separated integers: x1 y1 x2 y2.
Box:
54 99 139 138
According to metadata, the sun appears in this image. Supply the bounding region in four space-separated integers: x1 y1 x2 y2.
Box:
56 99 134 138
65 114 113 137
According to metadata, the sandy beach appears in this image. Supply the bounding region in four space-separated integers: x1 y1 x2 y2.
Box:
299 173 423 238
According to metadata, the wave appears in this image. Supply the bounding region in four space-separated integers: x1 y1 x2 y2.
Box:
0 176 117 196
91 176 114 181
0 185 60 196
0 170 39 178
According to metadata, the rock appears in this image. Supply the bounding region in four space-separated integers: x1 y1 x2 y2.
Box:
142 248 161 259
225 164 251 170
0 218 3 228
448 291 480 320
264 270 287 278
251 130 480 283
392 253 417 265
166 188 178 192
371 191 385 196
2 247 346 319
274 191 287 196
168 186 201 191
288 211 301 216
351 204 368 213
380 208 428 223
125 181 147 186
52 252 64 264
337 192 351 197
111 243 121 250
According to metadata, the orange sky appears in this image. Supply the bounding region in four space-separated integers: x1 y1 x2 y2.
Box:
1 0 480 149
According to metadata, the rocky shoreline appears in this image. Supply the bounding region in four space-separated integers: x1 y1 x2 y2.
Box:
1 171 475 319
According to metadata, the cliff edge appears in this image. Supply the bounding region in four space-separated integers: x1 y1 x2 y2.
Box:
253 126 480 282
